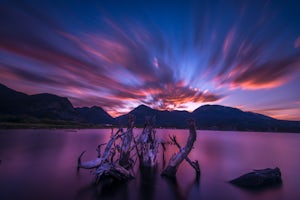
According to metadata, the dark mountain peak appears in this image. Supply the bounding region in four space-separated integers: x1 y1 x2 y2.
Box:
115 104 157 126
0 82 9 89
1 83 299 132
75 106 114 124
193 104 239 112
128 104 156 115
30 93 70 103
133 104 153 111
193 104 275 121
0 83 79 121
130 104 155 115
29 93 75 111
31 92 63 98
171 110 191 114
0 82 28 99
90 106 106 112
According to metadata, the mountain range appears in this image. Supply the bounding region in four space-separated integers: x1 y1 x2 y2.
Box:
0 83 299 132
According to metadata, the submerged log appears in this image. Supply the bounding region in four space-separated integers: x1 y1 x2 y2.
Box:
77 128 123 170
77 144 106 169
169 135 200 177
161 120 197 178
77 151 102 169
136 117 160 167
78 116 137 186
101 128 123 162
95 162 134 183
78 116 200 189
229 167 282 188
119 115 135 169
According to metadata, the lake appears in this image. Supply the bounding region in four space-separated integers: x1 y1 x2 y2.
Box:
0 129 300 200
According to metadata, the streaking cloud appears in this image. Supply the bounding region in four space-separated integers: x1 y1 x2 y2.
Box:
0 0 299 119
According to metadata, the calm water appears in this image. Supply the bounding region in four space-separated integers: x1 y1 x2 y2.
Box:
0 129 300 200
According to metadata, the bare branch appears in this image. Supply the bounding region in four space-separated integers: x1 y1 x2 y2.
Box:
161 120 198 178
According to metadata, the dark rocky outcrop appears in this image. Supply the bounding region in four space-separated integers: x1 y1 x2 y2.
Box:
229 167 282 188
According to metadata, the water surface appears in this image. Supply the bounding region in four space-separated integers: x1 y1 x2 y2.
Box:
0 129 300 200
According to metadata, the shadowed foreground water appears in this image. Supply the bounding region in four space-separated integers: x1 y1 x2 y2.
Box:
0 129 300 200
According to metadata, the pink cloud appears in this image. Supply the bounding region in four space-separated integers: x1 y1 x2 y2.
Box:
223 29 235 55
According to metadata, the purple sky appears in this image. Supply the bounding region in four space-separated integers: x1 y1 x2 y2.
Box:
0 0 300 120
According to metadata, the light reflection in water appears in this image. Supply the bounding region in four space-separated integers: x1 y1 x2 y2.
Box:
0 129 300 200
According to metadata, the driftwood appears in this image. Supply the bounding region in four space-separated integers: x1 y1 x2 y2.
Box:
77 116 136 184
161 120 197 178
101 128 123 163
77 143 106 169
95 162 134 183
229 167 282 188
77 151 102 170
136 117 161 167
77 128 123 170
119 115 135 168
169 135 200 177
77 116 200 190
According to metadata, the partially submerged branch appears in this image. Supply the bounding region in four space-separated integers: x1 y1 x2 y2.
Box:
161 120 197 178
77 116 200 188
77 143 106 170
95 162 134 183
169 135 200 177
77 128 123 170
77 151 102 170
77 116 137 184
119 115 135 168
136 116 160 167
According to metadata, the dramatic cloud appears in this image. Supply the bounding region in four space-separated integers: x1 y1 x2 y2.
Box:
0 0 299 119
0 1 223 116
210 16 300 90
230 59 300 90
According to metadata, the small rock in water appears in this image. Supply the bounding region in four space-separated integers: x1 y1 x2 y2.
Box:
229 167 282 188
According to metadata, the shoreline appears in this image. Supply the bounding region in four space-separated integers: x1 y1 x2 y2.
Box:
1 122 299 134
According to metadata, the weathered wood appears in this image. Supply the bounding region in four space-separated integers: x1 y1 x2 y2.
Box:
77 128 122 170
96 143 106 158
161 120 197 178
95 162 134 183
169 135 200 176
77 151 102 169
101 128 123 162
77 143 106 169
78 116 200 188
136 117 160 167
119 115 135 169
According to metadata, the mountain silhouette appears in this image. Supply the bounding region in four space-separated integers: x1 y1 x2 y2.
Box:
0 83 299 132
75 106 114 124
115 105 191 128
0 83 80 121
0 83 114 125
192 105 277 131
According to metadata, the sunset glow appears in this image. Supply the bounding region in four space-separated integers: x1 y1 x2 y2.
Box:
0 0 299 120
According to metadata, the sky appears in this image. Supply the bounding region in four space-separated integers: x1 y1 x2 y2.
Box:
0 0 300 120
